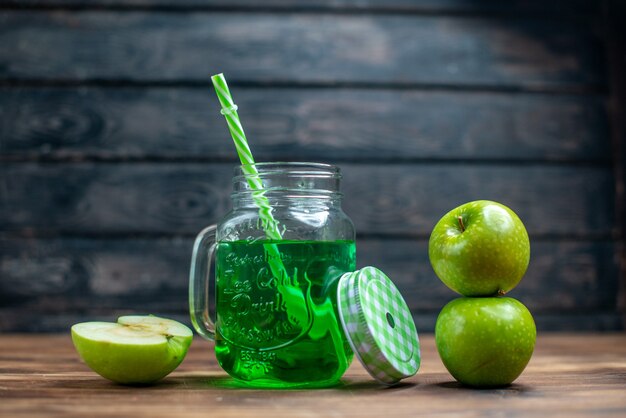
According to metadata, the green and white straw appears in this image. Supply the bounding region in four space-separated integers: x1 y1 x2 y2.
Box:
212 73 300 325
211 73 282 241
211 75 350 367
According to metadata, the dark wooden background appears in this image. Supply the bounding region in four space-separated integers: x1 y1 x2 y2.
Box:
1 0 624 332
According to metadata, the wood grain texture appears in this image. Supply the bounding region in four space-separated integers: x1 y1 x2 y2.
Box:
0 11 605 88
0 237 619 332
0 334 625 417
606 0 626 323
0 87 610 161
0 163 614 236
0 0 620 335
0 0 602 15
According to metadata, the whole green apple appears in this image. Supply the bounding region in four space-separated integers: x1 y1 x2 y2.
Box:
429 200 530 296
435 297 536 387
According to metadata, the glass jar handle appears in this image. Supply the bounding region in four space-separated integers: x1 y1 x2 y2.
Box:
189 224 217 341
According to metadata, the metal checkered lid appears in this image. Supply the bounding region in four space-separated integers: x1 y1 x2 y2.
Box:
337 266 420 385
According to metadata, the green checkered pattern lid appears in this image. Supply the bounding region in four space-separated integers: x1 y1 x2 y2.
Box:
337 266 420 385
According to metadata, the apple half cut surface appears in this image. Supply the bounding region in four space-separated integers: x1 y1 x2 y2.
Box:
71 315 193 385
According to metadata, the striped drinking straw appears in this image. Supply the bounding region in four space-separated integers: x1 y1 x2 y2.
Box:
211 73 282 241
210 75 349 365
211 73 293 292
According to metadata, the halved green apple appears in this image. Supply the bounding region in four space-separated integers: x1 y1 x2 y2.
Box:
71 315 193 384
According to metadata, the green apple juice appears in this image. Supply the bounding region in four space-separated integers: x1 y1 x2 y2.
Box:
214 239 355 387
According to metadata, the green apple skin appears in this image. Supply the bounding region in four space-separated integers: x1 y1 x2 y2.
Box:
429 200 530 296
71 316 193 385
435 297 536 387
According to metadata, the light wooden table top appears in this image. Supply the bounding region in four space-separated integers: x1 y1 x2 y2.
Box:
1 334 625 417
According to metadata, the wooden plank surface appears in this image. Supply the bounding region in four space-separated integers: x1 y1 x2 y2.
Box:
606 0 626 324
0 334 625 417
0 12 604 88
0 163 614 236
0 0 619 337
0 88 609 161
0 237 619 332
0 0 602 15
0 237 617 311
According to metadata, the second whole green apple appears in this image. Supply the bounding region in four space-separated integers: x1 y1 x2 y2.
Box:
429 200 530 296
435 297 536 387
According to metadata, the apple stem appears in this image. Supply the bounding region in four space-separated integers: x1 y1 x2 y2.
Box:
457 216 466 232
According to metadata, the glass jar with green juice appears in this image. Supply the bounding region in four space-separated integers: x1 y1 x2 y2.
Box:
189 162 419 388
